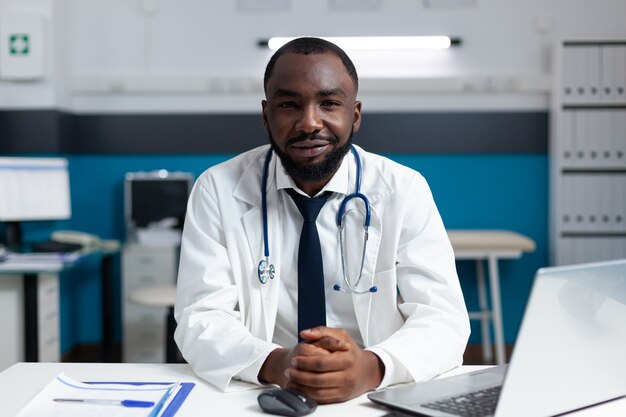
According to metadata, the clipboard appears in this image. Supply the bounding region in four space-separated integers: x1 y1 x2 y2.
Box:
85 381 195 417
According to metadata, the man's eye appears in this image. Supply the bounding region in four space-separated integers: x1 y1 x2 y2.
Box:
278 102 297 108
322 101 340 107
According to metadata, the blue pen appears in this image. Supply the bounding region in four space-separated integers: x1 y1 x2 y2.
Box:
54 398 155 407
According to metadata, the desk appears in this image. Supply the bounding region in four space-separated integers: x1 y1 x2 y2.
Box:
1 362 624 416
447 230 536 365
0 249 117 364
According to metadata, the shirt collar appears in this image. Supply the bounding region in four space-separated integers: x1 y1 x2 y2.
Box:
275 151 350 198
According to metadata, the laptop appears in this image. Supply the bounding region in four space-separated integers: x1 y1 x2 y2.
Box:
368 259 626 417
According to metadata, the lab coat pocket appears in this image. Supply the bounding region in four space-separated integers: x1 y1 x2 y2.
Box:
372 268 397 298
357 268 405 346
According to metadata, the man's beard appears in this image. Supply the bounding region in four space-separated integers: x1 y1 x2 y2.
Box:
269 131 353 184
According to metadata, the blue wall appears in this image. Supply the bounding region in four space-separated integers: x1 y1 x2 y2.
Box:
18 153 548 352
391 154 549 345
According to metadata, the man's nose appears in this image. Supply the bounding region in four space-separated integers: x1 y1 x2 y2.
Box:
295 105 323 133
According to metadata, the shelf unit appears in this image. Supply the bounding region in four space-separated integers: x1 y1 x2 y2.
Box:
551 40 626 265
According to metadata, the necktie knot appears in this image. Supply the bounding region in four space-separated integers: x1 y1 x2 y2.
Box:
286 189 330 223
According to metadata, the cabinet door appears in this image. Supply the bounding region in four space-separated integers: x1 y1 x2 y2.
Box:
123 318 166 363
37 274 60 362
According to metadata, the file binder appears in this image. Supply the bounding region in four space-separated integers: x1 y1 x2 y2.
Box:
86 381 196 417
16 373 195 417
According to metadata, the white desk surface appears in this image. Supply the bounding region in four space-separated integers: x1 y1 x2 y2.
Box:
1 362 625 417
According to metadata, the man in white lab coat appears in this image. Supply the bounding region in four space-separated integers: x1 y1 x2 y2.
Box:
174 37 470 404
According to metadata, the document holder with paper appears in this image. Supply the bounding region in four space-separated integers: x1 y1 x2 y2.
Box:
16 373 195 417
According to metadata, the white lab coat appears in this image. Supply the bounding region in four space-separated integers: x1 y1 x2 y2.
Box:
175 144 470 391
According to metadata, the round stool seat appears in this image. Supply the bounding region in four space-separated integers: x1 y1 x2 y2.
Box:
127 284 179 363
128 285 176 307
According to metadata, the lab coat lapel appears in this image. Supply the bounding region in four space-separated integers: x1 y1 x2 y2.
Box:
349 147 394 346
235 148 282 342
350 206 382 347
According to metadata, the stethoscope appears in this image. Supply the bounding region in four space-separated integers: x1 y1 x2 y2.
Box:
257 145 377 294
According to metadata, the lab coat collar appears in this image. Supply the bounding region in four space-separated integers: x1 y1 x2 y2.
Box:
273 144 394 206
275 151 350 197
231 144 394 215
349 144 393 206
232 146 273 207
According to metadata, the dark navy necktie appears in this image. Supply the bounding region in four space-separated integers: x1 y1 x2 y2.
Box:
286 188 331 342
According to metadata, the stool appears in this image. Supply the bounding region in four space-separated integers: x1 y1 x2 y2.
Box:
128 285 179 363
448 230 536 365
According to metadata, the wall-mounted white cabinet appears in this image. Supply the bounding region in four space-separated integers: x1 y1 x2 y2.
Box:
551 40 626 265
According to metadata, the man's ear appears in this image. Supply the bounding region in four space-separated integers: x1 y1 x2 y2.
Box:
352 101 362 133
261 100 269 130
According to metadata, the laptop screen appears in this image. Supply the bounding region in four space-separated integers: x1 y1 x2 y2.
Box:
497 260 626 416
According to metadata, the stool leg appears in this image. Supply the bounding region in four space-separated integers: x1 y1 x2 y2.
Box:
476 260 493 364
166 306 177 363
488 255 506 365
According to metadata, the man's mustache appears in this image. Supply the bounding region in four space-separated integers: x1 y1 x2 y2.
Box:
286 134 338 147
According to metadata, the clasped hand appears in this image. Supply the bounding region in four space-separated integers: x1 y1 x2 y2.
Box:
259 326 384 404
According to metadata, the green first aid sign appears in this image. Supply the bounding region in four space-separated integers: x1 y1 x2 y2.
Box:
9 33 30 55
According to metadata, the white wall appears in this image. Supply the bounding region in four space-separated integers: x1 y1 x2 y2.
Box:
1 0 625 112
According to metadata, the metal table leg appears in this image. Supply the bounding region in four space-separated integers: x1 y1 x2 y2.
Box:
166 306 177 363
488 255 506 365
101 255 114 362
475 260 493 363
23 273 38 362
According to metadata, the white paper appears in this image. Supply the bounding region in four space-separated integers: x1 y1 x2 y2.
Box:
0 252 82 272
16 373 179 417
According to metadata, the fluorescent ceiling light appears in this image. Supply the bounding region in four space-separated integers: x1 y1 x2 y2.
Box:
262 36 460 50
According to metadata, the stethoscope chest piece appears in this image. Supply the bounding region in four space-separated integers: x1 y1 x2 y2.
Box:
258 258 275 284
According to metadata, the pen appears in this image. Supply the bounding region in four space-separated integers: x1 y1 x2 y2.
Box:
53 398 155 407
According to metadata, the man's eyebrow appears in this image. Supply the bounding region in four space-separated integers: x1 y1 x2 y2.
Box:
319 87 347 97
271 88 300 98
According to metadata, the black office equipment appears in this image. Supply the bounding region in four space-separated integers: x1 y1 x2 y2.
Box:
258 388 317 416
31 240 83 253
124 171 193 241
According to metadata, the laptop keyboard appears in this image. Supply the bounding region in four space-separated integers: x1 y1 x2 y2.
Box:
421 386 502 417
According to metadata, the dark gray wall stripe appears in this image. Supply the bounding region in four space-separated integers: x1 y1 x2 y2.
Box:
1 111 547 154
360 112 547 154
0 110 62 153
69 114 265 154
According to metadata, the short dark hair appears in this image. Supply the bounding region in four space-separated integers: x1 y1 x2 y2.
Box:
263 37 359 94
